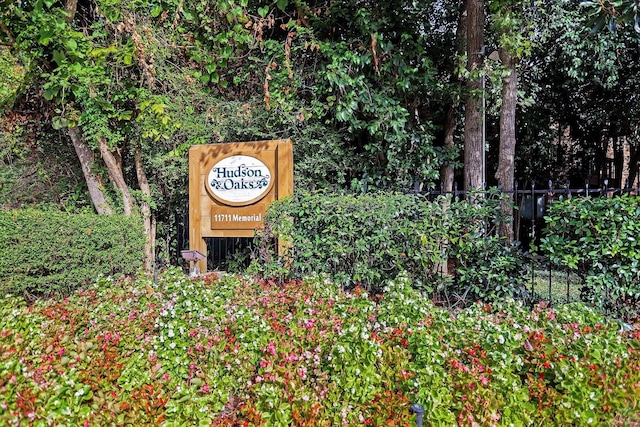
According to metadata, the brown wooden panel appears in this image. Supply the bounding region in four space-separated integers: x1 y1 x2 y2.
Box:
188 140 293 273
210 204 267 230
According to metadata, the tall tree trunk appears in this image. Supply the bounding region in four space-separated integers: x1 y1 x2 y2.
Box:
463 0 485 191
97 137 135 216
495 47 517 242
135 143 155 272
440 1 467 193
67 127 113 215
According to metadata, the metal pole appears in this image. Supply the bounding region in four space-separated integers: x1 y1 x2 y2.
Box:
482 73 486 189
530 180 536 300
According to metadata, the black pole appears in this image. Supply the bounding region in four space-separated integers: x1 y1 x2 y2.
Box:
530 180 536 300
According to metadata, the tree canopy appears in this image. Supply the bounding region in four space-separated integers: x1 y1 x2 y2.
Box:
1 0 639 264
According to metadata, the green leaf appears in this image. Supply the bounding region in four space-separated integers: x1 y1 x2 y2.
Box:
53 50 66 66
38 28 54 45
151 4 163 17
52 116 68 130
276 0 288 11
43 86 59 101
258 6 269 18
65 39 77 51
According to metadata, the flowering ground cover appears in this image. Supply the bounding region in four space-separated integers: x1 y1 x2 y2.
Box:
1 269 639 426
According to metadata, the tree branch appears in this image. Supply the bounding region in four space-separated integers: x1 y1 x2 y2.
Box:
0 21 15 46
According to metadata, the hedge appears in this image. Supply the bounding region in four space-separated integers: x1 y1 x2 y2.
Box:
0 209 145 297
252 190 526 303
541 194 640 320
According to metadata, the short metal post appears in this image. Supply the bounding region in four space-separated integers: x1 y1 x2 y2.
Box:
585 179 590 198
410 403 425 427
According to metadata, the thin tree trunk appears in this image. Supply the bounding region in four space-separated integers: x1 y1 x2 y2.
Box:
441 107 456 193
135 143 155 272
628 145 640 189
67 127 113 215
97 137 135 216
65 0 78 22
495 47 517 243
463 0 485 191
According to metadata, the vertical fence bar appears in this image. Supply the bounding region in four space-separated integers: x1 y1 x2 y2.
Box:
585 179 590 198
514 180 520 242
548 180 553 304
565 180 571 302
530 180 536 300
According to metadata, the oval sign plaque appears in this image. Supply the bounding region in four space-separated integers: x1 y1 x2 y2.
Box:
206 155 273 206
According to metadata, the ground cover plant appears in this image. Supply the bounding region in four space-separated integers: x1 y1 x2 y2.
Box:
1 269 639 426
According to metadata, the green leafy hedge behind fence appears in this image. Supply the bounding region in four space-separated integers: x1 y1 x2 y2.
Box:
253 190 526 303
0 209 145 297
541 195 640 320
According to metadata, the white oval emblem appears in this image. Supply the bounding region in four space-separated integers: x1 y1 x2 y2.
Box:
206 155 273 205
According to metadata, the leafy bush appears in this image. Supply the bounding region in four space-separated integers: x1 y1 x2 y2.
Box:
541 195 640 320
445 191 528 304
252 190 527 305
1 272 638 426
0 209 145 297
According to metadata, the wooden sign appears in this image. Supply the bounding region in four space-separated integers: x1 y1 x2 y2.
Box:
188 140 293 273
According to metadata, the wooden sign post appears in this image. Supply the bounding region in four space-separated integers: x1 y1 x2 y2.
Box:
188 140 293 273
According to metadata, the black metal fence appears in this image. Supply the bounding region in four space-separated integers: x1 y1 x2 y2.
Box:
418 179 639 305
175 179 639 305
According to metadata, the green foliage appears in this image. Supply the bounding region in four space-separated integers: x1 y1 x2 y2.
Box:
1 273 639 425
253 190 527 304
0 47 25 109
581 0 640 33
541 195 640 320
445 190 528 303
0 209 145 297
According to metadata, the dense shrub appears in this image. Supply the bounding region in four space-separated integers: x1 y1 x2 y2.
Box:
252 190 526 304
541 195 640 321
1 272 638 426
0 209 145 297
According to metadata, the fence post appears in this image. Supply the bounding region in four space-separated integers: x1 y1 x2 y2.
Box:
530 180 536 300
564 180 571 302
514 180 520 242
547 180 553 304
585 179 590 198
